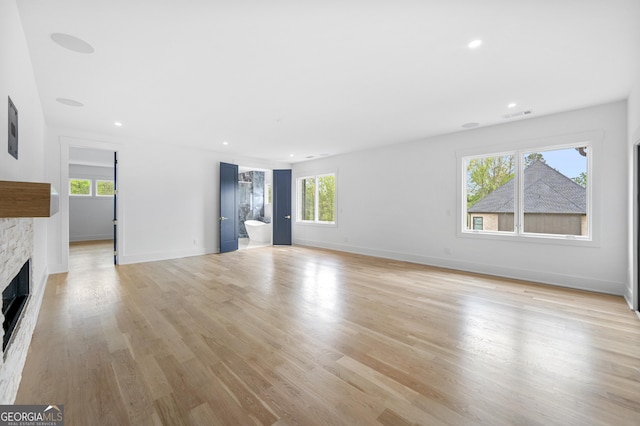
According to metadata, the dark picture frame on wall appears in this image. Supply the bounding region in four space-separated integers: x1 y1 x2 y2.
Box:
8 96 18 160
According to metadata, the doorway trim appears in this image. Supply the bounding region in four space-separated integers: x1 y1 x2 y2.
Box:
60 136 123 272
634 141 640 313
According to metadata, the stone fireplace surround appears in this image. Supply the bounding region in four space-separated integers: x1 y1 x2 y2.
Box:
0 218 46 403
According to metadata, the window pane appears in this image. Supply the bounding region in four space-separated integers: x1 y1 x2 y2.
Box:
522 147 587 236
301 178 315 221
69 179 91 196
465 154 515 232
317 175 335 222
97 180 115 196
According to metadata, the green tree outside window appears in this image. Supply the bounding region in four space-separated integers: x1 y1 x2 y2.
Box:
318 175 335 222
97 180 115 196
298 174 336 223
69 179 91 196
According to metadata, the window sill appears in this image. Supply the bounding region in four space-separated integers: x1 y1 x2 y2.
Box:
458 229 597 247
296 221 337 228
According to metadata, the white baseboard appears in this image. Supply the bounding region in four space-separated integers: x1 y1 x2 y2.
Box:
293 238 626 296
624 293 633 309
119 247 217 265
47 263 67 274
50 247 219 269
70 233 113 242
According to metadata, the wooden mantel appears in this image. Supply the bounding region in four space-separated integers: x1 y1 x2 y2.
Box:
0 181 59 218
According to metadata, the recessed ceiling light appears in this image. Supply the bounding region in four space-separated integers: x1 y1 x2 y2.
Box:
508 102 517 108
468 39 482 49
289 154 294 157
56 98 83 107
222 141 229 145
461 122 480 129
114 122 122 127
50 33 95 54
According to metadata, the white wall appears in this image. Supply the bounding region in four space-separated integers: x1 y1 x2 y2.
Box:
119 143 221 263
45 129 291 271
0 0 48 403
293 101 628 296
627 76 640 309
0 4 46 183
69 164 114 242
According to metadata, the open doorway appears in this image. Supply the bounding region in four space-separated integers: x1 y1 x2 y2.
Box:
68 147 117 269
238 166 273 250
219 163 291 253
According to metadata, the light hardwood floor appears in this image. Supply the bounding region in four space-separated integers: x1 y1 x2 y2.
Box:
16 241 640 425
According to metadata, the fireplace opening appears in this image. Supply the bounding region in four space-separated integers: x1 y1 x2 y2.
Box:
2 260 30 352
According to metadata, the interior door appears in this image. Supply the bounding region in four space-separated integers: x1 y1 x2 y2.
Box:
113 152 118 264
273 169 292 245
219 162 239 253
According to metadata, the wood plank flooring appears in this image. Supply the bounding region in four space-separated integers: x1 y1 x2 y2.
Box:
16 241 640 425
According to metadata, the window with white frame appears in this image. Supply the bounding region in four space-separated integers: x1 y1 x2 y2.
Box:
472 216 483 230
69 178 92 196
463 144 590 239
297 173 336 224
96 179 115 196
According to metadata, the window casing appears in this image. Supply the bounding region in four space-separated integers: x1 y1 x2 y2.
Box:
297 174 336 224
462 143 591 240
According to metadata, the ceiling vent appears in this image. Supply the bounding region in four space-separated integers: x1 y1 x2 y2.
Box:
503 110 533 119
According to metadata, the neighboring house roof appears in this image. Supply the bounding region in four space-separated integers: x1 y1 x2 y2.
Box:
468 160 586 214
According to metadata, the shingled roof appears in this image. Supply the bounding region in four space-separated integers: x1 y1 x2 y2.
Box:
468 160 586 214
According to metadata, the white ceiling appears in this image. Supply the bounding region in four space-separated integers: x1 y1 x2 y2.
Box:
16 0 640 163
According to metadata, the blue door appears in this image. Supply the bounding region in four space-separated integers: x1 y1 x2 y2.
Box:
219 162 238 253
273 169 292 245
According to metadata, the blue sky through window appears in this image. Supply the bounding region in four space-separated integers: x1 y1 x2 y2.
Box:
527 147 587 181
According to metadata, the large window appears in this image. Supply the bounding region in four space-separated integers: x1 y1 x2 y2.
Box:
463 144 590 239
297 174 336 224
